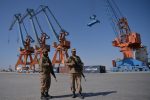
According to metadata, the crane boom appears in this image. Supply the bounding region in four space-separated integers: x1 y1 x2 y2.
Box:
16 14 25 48
105 0 150 72
40 6 59 41
26 9 40 47
9 17 17 31
46 6 63 31
9 14 25 48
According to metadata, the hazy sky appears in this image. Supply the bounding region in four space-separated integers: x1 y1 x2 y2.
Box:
0 0 150 69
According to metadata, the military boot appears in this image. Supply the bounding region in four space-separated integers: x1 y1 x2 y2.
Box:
72 91 76 98
45 92 52 98
78 92 84 99
41 92 45 99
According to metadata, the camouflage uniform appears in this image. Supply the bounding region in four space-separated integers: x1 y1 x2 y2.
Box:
66 48 84 99
39 48 56 98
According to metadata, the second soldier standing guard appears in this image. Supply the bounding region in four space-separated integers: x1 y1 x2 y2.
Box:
39 48 57 99
65 48 84 99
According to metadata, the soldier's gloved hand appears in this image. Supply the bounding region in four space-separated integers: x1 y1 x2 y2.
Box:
45 63 49 66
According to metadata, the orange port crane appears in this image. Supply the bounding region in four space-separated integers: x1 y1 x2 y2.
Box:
24 9 50 65
106 0 141 60
52 30 70 65
21 5 70 66
112 18 141 58
9 14 35 71
35 5 71 66
106 0 150 72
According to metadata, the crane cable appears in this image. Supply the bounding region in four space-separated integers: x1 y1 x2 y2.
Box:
111 0 124 35
26 9 40 47
111 0 131 34
41 6 59 41
22 21 28 35
16 14 24 47
106 0 119 22
106 0 123 35
111 0 124 18
8 32 10 44
46 6 63 31
106 5 118 38
105 0 119 37
32 10 44 34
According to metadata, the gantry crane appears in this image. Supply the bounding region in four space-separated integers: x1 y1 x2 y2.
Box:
20 5 70 67
35 5 70 66
9 14 35 72
52 30 70 65
10 5 71 72
25 8 50 65
106 0 149 71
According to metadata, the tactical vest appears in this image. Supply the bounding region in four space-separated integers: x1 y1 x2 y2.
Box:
40 56 51 75
69 56 83 73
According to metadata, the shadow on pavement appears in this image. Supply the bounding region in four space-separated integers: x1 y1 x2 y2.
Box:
41 94 72 100
84 90 117 97
52 94 72 99
45 91 117 99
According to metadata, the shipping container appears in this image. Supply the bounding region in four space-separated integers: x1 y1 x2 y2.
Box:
83 65 106 73
59 66 68 73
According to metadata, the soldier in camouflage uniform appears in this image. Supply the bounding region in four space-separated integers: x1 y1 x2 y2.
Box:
39 48 57 99
65 48 84 99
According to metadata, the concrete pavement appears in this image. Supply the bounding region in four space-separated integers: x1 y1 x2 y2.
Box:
0 72 150 100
